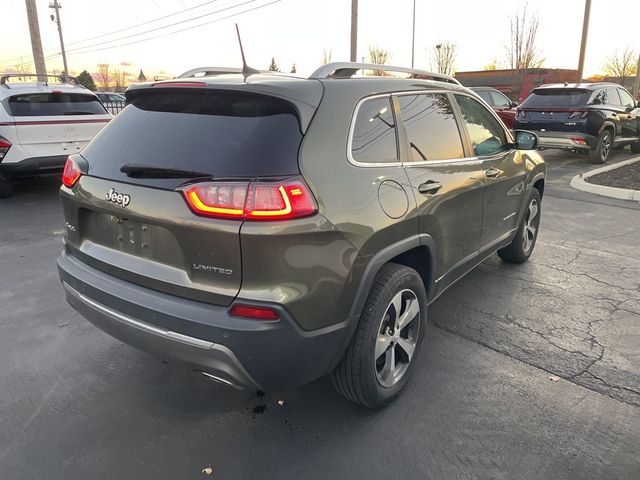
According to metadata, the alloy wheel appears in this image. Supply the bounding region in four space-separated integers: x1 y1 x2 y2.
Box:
375 289 420 388
600 133 611 161
522 198 539 253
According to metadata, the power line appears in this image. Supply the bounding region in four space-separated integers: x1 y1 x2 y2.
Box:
0 0 225 65
43 1 281 61
50 0 258 58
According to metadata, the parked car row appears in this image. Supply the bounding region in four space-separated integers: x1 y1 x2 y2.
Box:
471 82 640 163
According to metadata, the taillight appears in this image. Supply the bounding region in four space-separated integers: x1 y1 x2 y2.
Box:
61 156 82 188
230 304 280 320
568 111 587 119
182 177 317 221
0 136 11 160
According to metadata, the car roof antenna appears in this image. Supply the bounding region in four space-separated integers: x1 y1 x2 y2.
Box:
235 24 260 77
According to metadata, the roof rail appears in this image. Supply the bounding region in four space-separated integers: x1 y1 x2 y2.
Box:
0 73 78 87
309 62 461 85
177 67 245 78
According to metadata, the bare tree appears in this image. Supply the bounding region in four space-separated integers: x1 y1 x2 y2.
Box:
368 46 391 76
506 5 544 100
112 69 130 93
602 47 637 86
95 64 111 91
14 58 32 79
430 42 457 76
321 48 333 65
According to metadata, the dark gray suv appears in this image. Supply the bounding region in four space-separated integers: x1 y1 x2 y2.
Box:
57 63 546 407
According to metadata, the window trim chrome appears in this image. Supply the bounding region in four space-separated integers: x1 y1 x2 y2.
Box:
347 93 401 167
346 89 514 168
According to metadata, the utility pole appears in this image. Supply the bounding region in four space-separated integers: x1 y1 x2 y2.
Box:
350 0 358 62
50 0 69 77
633 53 640 99
411 0 416 68
576 0 591 82
24 0 47 80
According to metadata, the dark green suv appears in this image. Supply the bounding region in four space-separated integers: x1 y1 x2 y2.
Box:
57 63 546 407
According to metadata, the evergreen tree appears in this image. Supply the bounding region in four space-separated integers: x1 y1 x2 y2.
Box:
268 57 280 72
76 70 96 91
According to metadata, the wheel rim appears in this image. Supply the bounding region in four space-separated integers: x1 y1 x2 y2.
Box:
375 289 420 388
600 133 611 161
522 198 539 253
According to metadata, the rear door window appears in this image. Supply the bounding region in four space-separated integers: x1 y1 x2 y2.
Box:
604 87 622 106
82 90 303 187
351 96 398 164
454 94 508 156
8 93 107 116
397 93 464 161
489 91 512 108
522 89 590 108
618 89 636 109
475 90 493 105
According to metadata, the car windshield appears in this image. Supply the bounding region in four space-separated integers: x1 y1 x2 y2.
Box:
522 89 590 108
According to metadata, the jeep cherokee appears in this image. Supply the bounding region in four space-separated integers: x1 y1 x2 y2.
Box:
57 63 546 407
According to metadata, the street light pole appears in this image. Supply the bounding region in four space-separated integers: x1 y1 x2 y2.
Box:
350 0 358 62
576 0 591 82
633 53 640 99
49 0 69 77
411 0 416 68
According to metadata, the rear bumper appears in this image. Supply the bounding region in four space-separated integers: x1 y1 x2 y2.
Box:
534 131 598 151
57 249 354 390
0 154 67 177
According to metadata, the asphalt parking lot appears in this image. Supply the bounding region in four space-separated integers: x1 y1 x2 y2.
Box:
1 149 639 479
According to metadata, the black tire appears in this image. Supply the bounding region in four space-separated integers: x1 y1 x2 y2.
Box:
588 129 612 164
332 263 427 408
631 141 640 154
498 188 542 264
0 175 13 198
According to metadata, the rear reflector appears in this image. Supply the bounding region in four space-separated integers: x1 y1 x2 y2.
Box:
230 304 280 320
61 156 82 187
570 137 587 145
0 136 11 160
182 177 317 221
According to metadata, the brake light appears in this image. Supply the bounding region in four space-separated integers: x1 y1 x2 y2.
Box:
182 178 317 221
152 82 207 88
230 304 280 320
568 111 587 119
61 156 82 187
0 136 11 160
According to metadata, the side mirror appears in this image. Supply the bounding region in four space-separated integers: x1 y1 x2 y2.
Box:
510 101 519 108
625 106 634 113
514 130 538 150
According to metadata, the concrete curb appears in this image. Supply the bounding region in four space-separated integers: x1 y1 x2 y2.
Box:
570 156 640 201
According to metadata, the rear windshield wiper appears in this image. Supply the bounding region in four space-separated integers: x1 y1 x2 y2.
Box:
120 164 212 179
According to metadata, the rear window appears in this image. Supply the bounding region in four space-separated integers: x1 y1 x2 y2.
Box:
522 89 590 108
8 93 107 116
82 90 303 186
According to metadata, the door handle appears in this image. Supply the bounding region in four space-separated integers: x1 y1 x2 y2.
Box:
417 181 442 195
485 167 502 178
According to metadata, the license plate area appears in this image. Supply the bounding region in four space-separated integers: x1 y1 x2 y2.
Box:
79 210 184 269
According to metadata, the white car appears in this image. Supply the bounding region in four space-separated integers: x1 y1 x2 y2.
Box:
0 74 112 197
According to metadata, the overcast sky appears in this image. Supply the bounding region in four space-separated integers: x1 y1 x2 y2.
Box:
1 0 638 78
